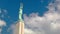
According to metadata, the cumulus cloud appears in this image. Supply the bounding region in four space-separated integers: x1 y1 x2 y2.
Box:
0 20 6 33
24 28 36 34
8 23 19 34
24 28 45 34
23 0 60 34
0 20 6 26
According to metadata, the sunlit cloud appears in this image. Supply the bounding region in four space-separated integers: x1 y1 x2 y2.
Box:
24 28 44 34
8 22 19 34
24 28 35 34
23 0 60 34
0 20 6 26
0 20 6 33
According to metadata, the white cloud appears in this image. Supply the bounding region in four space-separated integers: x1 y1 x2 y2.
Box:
50 23 60 30
23 0 60 34
24 28 35 34
8 23 19 34
24 28 44 34
0 20 6 26
0 20 6 33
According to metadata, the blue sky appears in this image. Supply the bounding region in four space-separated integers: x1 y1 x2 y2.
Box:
0 0 51 25
23 0 51 16
0 0 20 25
0 0 20 34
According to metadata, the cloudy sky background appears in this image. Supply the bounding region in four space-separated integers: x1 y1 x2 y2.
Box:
0 0 60 34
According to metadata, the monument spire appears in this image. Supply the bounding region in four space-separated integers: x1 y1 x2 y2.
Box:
19 3 24 34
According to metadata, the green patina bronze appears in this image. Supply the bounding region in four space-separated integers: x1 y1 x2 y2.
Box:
19 3 23 22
